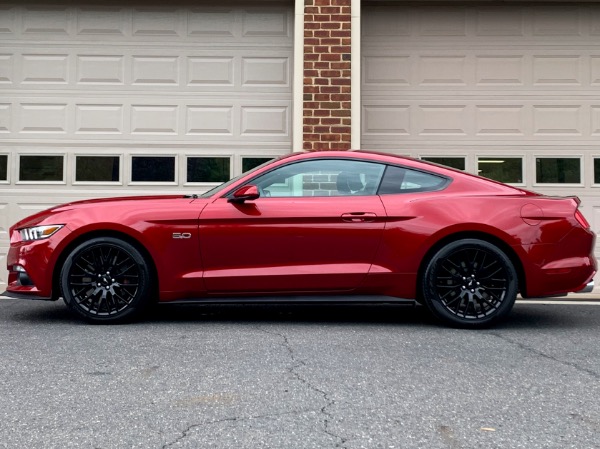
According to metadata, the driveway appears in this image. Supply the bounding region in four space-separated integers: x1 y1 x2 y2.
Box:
0 298 599 448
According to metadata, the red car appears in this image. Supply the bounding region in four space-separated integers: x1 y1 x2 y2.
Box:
4 151 596 327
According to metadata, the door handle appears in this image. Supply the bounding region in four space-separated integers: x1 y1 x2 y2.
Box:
341 212 377 223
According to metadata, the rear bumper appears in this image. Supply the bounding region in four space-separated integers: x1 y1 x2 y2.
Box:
576 280 595 293
520 223 597 298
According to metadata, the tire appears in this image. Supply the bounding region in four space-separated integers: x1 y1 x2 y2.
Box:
60 237 152 323
422 238 518 328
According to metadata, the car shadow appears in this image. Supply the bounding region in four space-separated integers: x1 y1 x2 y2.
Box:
7 299 600 330
144 302 600 331
146 303 437 327
10 300 436 327
497 302 600 330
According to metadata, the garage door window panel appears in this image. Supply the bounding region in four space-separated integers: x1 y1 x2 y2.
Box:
131 156 176 183
75 156 120 184
421 156 465 171
535 157 581 184
250 160 385 197
242 157 274 173
187 156 231 183
594 158 600 185
478 157 523 184
0 155 7 182
18 155 64 183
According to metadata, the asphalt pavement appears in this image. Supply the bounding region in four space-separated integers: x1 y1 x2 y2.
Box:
0 296 599 449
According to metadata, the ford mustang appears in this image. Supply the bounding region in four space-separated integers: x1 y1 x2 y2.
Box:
4 151 596 327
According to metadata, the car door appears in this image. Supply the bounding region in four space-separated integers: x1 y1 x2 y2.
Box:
199 159 387 293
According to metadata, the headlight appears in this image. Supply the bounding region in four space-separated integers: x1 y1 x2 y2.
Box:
19 225 64 242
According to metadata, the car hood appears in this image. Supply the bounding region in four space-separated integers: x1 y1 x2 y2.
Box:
11 195 210 230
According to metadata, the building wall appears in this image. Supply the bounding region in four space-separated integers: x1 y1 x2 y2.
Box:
1 0 600 288
302 0 352 150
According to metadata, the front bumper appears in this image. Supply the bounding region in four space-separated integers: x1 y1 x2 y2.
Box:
1 290 54 301
6 230 68 299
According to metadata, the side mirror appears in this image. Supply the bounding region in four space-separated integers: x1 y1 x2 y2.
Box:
228 185 260 203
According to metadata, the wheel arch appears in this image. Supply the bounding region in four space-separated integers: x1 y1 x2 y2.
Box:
51 230 159 301
416 230 526 300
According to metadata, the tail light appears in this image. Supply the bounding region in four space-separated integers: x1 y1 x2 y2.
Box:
575 209 590 229
569 197 590 229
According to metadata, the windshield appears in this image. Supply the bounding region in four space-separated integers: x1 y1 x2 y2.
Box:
199 158 276 198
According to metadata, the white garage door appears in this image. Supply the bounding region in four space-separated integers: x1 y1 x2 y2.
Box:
0 2 293 288
362 2 600 267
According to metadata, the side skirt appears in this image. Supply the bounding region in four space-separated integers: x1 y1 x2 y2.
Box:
161 295 418 306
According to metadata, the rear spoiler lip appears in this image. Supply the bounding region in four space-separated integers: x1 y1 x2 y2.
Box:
567 196 581 207
531 195 581 204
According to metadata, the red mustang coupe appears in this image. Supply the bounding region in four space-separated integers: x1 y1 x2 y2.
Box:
4 151 596 327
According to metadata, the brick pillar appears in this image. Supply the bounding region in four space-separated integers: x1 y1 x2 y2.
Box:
303 0 352 151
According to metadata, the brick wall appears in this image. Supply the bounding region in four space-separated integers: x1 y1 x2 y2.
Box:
302 172 338 196
303 0 352 151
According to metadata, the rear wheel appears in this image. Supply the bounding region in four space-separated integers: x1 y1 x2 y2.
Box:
422 239 517 328
60 237 152 323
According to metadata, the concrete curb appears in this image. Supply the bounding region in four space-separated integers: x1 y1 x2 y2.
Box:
539 292 600 301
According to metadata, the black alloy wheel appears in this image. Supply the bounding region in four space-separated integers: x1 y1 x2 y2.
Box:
60 237 152 323
422 238 518 328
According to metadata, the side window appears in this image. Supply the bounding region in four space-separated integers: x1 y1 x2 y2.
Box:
249 159 385 197
379 166 448 194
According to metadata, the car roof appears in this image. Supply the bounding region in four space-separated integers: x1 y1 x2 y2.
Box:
275 150 461 176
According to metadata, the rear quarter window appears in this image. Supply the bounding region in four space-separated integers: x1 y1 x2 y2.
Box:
378 165 449 194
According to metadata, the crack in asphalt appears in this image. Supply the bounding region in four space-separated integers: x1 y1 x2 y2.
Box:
161 328 348 449
161 417 238 449
161 408 320 449
489 332 600 380
258 327 348 449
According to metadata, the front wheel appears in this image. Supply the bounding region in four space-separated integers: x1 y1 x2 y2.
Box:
422 239 518 328
60 237 152 323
